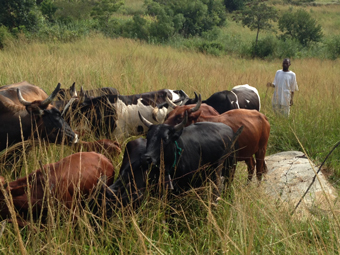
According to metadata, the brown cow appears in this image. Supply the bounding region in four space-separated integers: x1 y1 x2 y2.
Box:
72 139 122 158
0 152 114 226
164 98 270 182
0 81 78 152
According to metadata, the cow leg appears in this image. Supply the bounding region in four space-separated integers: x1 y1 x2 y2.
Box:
255 148 267 182
245 156 255 183
213 162 225 203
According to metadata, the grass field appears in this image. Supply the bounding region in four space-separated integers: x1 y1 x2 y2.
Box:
0 36 339 253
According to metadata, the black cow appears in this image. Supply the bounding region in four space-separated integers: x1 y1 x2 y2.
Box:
56 85 119 101
182 84 261 114
102 138 150 211
0 81 78 153
139 112 243 197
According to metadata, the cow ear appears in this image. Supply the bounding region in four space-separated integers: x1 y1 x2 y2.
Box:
170 128 183 142
26 105 44 116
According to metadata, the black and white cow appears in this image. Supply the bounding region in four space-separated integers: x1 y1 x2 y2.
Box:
54 86 189 139
182 84 260 114
139 112 243 196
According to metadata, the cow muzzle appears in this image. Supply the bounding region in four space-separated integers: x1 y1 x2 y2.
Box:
142 155 155 166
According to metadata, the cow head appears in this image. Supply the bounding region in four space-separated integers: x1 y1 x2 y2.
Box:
17 83 78 145
139 111 188 166
164 94 202 126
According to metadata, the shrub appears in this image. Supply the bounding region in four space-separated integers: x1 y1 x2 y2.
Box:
274 38 302 59
325 35 340 60
250 35 277 59
198 41 224 56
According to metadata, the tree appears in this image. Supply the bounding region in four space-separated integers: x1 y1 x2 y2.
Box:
233 0 277 47
224 0 247 13
0 0 40 31
145 0 226 38
278 9 323 46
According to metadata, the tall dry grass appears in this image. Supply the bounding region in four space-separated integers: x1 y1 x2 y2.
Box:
0 36 340 253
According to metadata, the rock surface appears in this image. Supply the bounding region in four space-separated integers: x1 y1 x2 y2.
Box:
264 151 338 217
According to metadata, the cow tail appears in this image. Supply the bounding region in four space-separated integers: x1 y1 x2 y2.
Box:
231 126 244 148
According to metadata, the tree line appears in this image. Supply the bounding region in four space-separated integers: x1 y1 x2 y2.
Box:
0 0 339 59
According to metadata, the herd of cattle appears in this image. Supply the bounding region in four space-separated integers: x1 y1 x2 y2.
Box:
0 81 270 226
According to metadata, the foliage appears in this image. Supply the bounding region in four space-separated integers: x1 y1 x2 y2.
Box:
278 8 323 46
54 1 95 24
325 35 340 60
91 0 124 27
233 0 278 50
198 41 224 56
32 20 96 43
250 35 277 59
274 38 303 59
145 0 226 38
118 15 150 41
0 0 42 32
40 0 58 22
224 0 247 12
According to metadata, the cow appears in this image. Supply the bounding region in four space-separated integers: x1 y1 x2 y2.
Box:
139 112 243 198
97 138 151 214
0 152 115 227
0 81 78 153
72 139 122 159
181 84 260 114
164 97 270 182
53 86 189 140
56 84 119 101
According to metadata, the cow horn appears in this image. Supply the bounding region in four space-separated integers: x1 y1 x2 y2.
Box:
40 83 61 107
194 92 199 103
61 97 76 116
79 86 85 104
17 88 32 106
152 107 159 122
69 82 77 97
138 111 152 128
189 94 202 113
166 96 177 108
174 111 188 131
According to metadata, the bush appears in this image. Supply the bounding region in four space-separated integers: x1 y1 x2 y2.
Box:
278 8 323 46
250 35 277 59
118 16 150 41
325 35 340 60
33 20 95 43
198 41 224 56
274 38 302 59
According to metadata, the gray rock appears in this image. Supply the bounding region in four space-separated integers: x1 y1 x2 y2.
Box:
263 151 337 217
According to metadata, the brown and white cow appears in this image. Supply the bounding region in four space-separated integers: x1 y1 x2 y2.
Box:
0 152 114 226
163 98 270 182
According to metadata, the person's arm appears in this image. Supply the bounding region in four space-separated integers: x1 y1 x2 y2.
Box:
290 91 294 106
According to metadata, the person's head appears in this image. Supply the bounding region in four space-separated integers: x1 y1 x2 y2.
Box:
282 58 291 72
